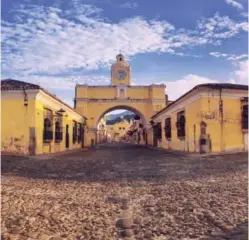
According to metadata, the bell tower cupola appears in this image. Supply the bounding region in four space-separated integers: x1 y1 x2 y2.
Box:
111 54 131 86
117 53 125 62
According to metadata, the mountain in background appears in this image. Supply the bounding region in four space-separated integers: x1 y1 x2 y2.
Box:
105 111 135 125
105 110 134 121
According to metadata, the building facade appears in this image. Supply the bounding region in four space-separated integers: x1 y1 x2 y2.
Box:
74 54 167 147
150 83 248 153
97 117 107 144
126 117 146 145
1 79 86 155
106 119 132 142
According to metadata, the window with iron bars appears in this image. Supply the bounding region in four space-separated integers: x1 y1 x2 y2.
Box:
153 122 162 140
164 118 171 139
43 118 53 142
73 121 77 143
242 105 248 130
176 111 185 138
55 121 63 142
78 123 82 143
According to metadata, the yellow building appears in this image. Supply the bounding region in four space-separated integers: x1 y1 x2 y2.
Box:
126 117 146 144
1 79 86 155
97 117 107 144
75 54 167 147
150 83 248 153
106 119 131 142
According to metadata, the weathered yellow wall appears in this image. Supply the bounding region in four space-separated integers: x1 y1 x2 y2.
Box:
150 86 165 99
154 88 248 153
1 91 85 155
147 129 153 145
87 87 116 99
159 97 202 151
35 99 83 154
127 88 150 99
106 120 131 141
201 96 245 152
76 84 166 147
200 96 222 152
1 98 36 154
76 86 88 98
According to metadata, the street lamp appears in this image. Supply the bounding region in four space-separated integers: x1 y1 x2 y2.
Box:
55 108 68 117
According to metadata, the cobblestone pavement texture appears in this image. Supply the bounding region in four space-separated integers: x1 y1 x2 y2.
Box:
1 143 248 240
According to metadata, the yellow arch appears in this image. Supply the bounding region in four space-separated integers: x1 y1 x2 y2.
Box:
95 105 149 128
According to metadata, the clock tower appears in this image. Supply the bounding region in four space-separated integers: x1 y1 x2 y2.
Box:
111 54 131 86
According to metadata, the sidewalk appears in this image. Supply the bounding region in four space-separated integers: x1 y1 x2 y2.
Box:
145 145 248 158
1 147 89 160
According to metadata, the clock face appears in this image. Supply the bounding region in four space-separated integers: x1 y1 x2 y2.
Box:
117 70 127 80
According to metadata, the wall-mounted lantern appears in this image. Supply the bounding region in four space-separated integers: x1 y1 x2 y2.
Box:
24 98 28 106
55 108 68 117
23 87 28 106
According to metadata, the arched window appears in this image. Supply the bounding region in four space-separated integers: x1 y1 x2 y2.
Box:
55 121 62 142
165 118 171 139
43 118 53 142
242 105 248 129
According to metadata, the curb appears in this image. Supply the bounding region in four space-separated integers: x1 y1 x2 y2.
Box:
144 145 248 158
1 148 89 160
31 148 89 160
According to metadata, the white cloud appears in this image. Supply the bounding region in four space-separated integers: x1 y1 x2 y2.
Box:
2 5 248 78
158 61 248 101
225 0 244 10
157 74 218 100
240 12 248 17
197 13 248 41
210 52 248 61
210 52 228 58
227 54 248 61
120 2 138 9
3 74 110 90
230 59 248 85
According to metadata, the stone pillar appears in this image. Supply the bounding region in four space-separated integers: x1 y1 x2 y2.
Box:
86 128 97 147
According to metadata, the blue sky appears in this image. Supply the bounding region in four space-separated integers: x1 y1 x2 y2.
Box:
2 0 248 107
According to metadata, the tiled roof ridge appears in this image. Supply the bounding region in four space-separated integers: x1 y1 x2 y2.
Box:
1 78 40 90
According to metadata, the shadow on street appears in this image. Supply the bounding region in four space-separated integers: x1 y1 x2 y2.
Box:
2 143 248 183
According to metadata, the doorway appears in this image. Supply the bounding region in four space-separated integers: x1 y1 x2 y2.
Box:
153 128 158 147
81 128 85 148
66 124 69 149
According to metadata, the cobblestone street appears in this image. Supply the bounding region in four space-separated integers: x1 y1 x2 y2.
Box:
1 143 248 240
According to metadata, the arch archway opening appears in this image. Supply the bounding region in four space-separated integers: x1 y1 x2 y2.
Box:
95 105 148 144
